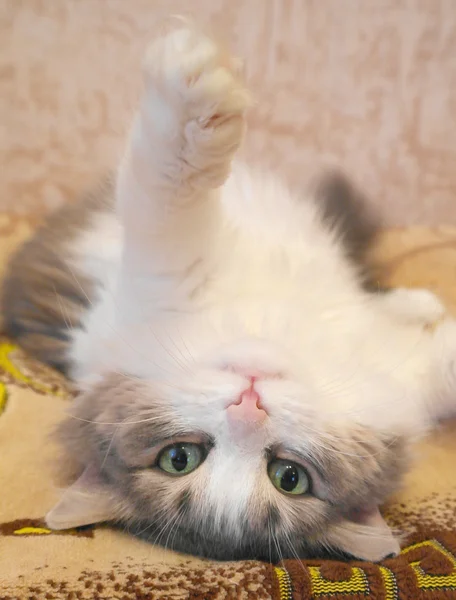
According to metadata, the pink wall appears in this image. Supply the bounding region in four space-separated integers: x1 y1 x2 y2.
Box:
2 0 456 224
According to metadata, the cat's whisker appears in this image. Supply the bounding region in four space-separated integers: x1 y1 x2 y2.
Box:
271 530 286 570
100 425 121 470
134 518 158 539
146 325 193 375
65 262 94 307
141 510 174 540
264 493 286 566
284 420 401 459
322 428 402 451
162 329 194 373
177 326 196 365
319 366 363 396
170 509 187 551
132 499 178 540
52 285 74 332
307 434 394 459
267 514 273 564
120 369 185 392
66 411 175 427
154 511 180 550
282 528 308 574
264 490 274 564
165 508 186 553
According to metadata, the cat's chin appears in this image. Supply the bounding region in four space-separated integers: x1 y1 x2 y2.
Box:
221 364 283 380
207 338 292 378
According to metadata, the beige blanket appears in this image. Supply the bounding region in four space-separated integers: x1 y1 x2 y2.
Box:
1 220 456 599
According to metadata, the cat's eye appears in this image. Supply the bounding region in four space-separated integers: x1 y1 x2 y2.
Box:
157 443 205 476
268 459 311 495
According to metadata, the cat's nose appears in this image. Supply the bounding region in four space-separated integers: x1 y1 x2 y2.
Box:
226 379 268 424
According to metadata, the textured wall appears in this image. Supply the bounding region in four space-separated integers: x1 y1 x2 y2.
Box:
1 0 456 225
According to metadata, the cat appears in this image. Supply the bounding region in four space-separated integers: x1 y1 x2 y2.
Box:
3 21 456 563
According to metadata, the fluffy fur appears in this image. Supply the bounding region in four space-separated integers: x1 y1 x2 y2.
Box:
3 21 456 563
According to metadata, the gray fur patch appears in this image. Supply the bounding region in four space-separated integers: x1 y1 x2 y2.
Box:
316 171 386 292
1 178 114 373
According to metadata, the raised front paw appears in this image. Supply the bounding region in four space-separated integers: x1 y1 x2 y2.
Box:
142 21 252 189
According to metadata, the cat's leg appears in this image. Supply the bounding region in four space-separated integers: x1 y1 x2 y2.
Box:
375 287 456 423
378 287 447 328
426 317 456 421
115 23 251 316
383 290 456 423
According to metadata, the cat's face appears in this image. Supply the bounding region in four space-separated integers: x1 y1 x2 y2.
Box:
47 331 408 562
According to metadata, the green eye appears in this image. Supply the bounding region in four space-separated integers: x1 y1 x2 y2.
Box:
268 459 311 495
157 443 204 476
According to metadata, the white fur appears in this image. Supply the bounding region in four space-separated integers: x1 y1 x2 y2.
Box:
63 25 455 541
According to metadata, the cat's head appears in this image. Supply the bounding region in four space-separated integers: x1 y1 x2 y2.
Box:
47 331 409 562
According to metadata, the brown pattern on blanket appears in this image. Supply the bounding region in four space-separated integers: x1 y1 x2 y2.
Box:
2 534 456 599
1 223 456 599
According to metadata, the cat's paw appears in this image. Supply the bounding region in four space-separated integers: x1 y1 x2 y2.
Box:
428 317 456 421
381 287 446 327
142 22 252 189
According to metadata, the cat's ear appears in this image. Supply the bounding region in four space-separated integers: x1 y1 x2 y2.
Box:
46 464 119 530
327 506 400 562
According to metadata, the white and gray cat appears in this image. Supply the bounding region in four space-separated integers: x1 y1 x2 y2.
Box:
3 22 456 563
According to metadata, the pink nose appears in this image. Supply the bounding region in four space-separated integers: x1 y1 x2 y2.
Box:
226 379 267 424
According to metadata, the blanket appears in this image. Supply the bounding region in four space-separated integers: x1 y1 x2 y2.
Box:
1 218 456 600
